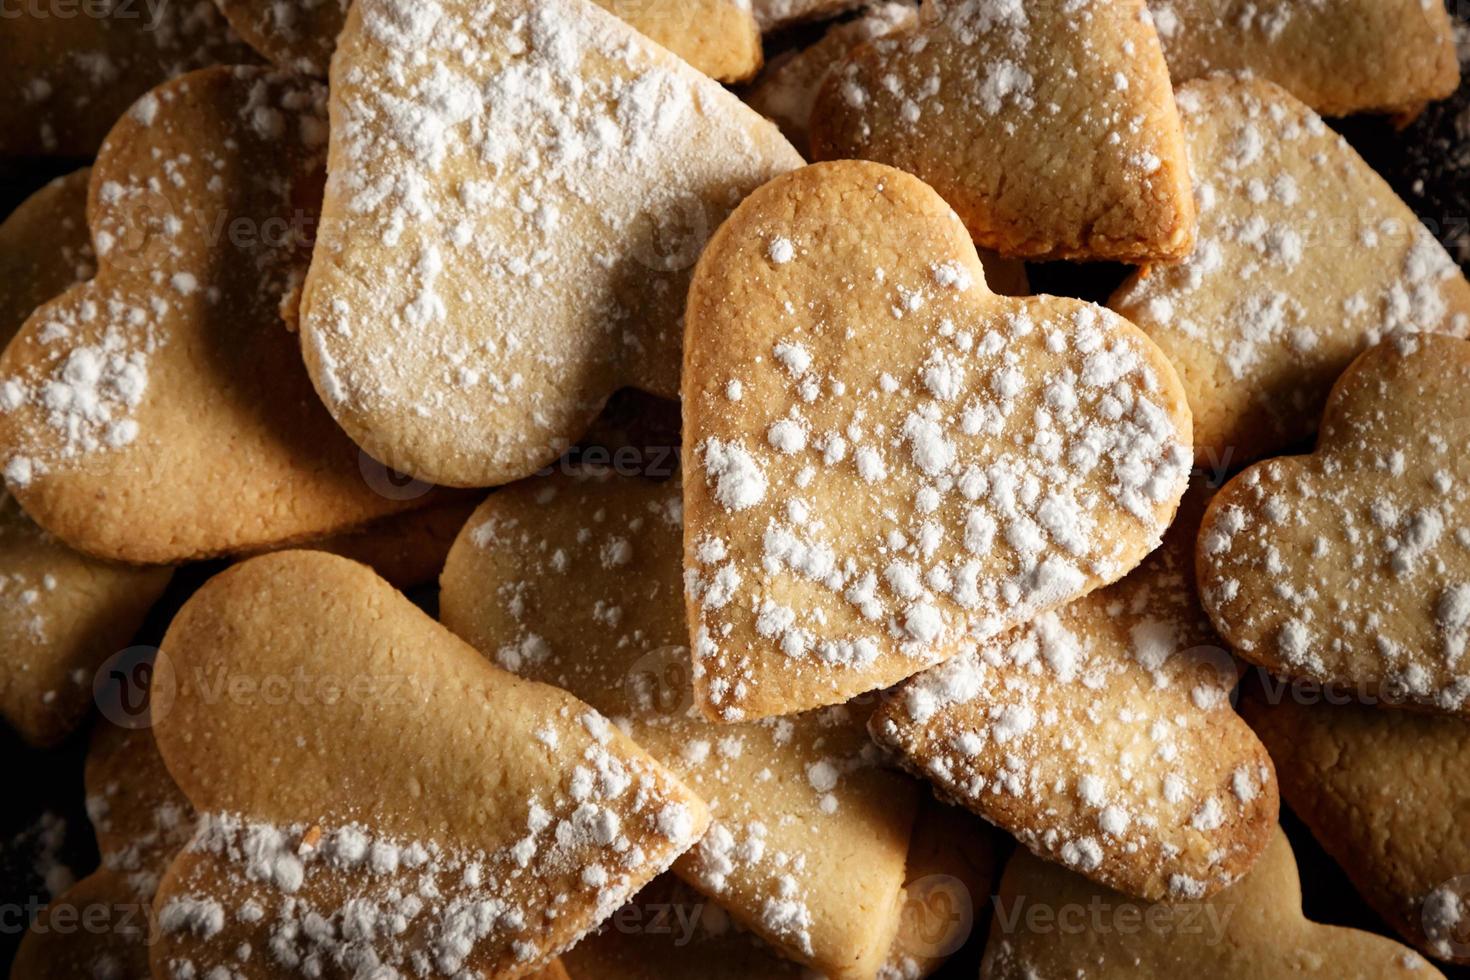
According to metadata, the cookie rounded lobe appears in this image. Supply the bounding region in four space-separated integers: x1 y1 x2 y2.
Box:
1196 334 1470 716
683 160 1194 721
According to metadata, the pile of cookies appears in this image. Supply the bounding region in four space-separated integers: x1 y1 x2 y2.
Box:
1 0 1467 977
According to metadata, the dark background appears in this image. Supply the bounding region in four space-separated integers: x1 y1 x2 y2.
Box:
1 6 1468 977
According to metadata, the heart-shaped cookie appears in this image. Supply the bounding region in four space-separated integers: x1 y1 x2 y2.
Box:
871 482 1278 901
1198 333 1470 716
1111 76 1470 468
1240 685 1470 964
440 469 921 979
298 0 801 488
1147 0 1461 116
744 1 918 157
0 67 438 564
808 0 1195 261
0 1 256 156
216 0 763 82
148 550 708 978
683 161 1193 721
0 169 174 746
12 722 194 979
16 711 574 980
743 3 1031 299
981 827 1443 978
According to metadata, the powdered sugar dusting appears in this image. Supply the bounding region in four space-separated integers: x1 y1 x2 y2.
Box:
814 0 1192 260
686 167 1192 721
440 472 917 973
0 69 329 495
1198 335 1470 715
1111 75 1470 462
873 490 1274 900
300 0 800 485
159 790 702 977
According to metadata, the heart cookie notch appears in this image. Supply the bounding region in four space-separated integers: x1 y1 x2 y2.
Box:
1198 333 1470 716
0 170 173 746
871 482 1278 902
0 67 430 564
1110 75 1470 468
149 551 709 977
682 161 1193 721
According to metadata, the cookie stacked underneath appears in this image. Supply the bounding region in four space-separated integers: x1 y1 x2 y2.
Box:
1 0 1467 977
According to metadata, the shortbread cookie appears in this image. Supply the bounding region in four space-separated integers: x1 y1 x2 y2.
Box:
12 722 194 979
1148 0 1461 116
745 2 917 156
809 0 1195 261
683 161 1193 721
872 483 1277 901
20 723 570 980
216 0 762 81
0 166 174 747
299 0 801 488
0 492 172 746
1198 333 1470 716
599 0 763 83
754 0 865 31
148 550 708 978
743 3 1029 297
981 827 1443 979
0 169 94 343
440 470 919 979
1111 76 1470 467
1241 687 1470 964
0 2 255 156
0 67 436 564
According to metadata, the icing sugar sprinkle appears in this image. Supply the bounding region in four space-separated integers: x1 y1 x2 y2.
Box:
689 253 1191 719
158 744 701 978
302 0 798 476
